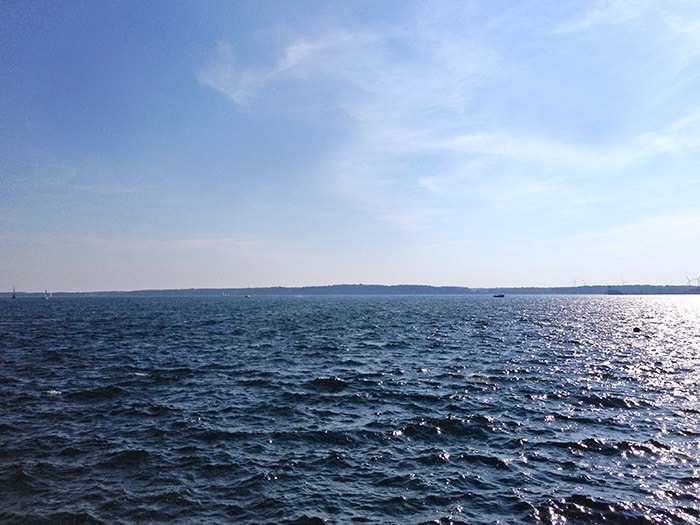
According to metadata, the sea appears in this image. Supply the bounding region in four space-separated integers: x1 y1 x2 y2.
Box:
1 294 699 524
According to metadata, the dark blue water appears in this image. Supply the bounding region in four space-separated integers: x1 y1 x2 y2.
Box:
1 295 699 524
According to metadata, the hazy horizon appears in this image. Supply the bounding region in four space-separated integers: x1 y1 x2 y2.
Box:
3 1 700 291
7 281 700 295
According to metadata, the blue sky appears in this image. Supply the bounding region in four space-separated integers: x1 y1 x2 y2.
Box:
2 0 700 291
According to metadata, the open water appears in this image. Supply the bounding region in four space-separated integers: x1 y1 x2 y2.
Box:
1 295 700 524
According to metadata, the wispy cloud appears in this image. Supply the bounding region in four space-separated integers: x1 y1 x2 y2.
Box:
197 33 361 108
197 41 261 108
198 1 700 235
554 0 651 34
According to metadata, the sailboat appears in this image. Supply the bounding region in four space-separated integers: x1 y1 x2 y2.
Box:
12 286 16 299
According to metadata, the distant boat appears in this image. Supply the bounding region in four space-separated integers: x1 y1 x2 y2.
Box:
493 293 505 298
44 289 50 300
12 286 16 299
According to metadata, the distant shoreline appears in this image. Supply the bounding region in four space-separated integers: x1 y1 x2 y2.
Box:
4 283 700 298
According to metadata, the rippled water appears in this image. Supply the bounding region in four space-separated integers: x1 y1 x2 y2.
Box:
1 295 699 524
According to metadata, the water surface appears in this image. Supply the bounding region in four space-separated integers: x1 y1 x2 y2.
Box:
1 295 699 523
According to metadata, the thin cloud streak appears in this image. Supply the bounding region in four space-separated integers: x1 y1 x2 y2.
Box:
197 32 362 109
553 0 652 34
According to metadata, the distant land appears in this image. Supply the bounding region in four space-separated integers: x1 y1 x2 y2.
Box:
4 284 700 298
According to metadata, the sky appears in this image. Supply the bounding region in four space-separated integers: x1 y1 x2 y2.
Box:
2 0 700 292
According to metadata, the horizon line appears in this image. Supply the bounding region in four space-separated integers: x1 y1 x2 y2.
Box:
5 282 700 296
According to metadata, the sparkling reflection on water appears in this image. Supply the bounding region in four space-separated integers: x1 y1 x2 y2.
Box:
0 294 699 524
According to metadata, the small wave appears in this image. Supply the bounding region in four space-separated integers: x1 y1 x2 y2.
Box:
99 448 152 467
549 437 672 458
68 385 126 401
307 377 348 392
396 415 491 441
577 392 642 409
537 494 690 524
415 450 452 466
2 465 34 491
23 511 105 524
375 473 428 491
551 437 616 455
239 378 272 387
422 517 470 525
459 452 512 470
285 516 327 525
313 429 356 446
152 367 194 381
269 428 357 447
41 350 69 364
0 422 20 433
195 428 250 443
152 489 198 507
58 445 83 458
